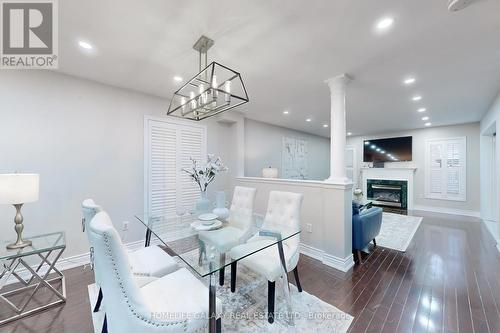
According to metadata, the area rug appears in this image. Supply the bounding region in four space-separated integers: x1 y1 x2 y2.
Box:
376 212 422 251
88 265 353 333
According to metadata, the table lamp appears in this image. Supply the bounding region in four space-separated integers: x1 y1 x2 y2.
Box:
0 174 39 249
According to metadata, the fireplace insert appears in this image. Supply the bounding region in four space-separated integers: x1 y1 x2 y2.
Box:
366 179 408 209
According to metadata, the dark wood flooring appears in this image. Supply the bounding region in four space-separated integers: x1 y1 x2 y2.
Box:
1 211 500 333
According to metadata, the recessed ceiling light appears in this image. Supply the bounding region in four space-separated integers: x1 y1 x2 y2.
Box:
283 110 289 115
78 40 93 50
403 77 416 85
425 122 432 127
417 107 427 113
412 95 422 101
347 132 352 136
323 124 328 128
422 116 429 121
376 17 394 31
306 118 312 122
173 76 183 82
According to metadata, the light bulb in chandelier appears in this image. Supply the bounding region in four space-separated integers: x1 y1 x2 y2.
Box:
180 97 186 111
199 84 208 105
212 75 218 102
190 91 196 110
225 81 231 103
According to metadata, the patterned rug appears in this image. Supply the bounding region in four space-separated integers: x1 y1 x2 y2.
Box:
88 265 353 332
376 212 423 251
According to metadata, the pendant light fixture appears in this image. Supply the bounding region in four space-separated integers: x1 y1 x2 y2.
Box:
167 35 249 121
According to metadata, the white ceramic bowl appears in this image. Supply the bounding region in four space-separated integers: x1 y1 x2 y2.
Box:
201 219 216 226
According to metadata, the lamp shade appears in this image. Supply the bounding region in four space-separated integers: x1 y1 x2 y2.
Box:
262 167 279 178
0 174 39 204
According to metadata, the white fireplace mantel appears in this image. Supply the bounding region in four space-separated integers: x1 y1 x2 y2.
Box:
361 167 417 210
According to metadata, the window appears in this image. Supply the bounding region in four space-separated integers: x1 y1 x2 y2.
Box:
425 137 466 201
144 117 207 217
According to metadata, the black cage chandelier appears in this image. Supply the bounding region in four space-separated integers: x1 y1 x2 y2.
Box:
167 36 249 121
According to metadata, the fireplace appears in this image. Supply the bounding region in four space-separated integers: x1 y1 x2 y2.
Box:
367 179 408 209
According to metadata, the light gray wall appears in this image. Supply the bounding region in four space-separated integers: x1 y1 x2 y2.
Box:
347 123 481 213
0 71 231 258
244 119 330 180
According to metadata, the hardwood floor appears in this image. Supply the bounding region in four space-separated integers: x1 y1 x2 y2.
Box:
298 211 500 333
2 211 499 333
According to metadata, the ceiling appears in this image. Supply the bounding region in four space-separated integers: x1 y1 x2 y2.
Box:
58 0 500 137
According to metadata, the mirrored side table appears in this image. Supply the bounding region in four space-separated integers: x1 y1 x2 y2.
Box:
0 232 66 326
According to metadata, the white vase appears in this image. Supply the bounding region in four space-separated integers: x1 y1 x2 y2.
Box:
196 191 211 213
212 191 229 219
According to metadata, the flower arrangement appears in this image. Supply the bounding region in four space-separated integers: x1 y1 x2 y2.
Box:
182 154 228 193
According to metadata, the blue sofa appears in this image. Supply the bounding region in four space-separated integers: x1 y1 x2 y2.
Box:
352 203 383 263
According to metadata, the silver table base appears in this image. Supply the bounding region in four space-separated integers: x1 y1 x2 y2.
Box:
0 247 66 326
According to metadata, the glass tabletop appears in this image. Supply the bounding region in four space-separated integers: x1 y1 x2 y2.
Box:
134 212 300 277
0 232 66 261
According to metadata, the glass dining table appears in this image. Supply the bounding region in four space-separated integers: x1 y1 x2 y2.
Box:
134 212 301 333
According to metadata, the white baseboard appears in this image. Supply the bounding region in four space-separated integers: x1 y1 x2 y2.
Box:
413 205 480 218
299 243 324 262
299 243 354 273
56 251 92 272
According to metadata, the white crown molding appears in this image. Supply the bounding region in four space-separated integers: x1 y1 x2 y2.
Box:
236 176 353 190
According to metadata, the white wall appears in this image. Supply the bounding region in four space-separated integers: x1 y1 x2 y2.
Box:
347 123 481 214
244 119 330 180
0 71 232 259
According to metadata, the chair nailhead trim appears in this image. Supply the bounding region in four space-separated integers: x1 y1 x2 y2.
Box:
102 232 190 331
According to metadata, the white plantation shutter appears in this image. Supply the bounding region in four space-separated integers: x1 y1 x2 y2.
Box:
145 118 207 218
429 142 443 195
179 128 205 208
346 146 357 186
149 123 177 215
446 142 461 196
425 137 466 201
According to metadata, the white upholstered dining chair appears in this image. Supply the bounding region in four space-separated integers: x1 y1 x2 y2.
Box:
229 191 304 324
81 199 178 313
87 211 222 333
198 186 257 286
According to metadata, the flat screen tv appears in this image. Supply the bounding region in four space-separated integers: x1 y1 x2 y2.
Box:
363 136 412 162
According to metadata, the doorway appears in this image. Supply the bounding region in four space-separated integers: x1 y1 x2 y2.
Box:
482 121 498 243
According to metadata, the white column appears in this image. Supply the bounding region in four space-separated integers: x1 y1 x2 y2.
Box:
325 74 351 184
